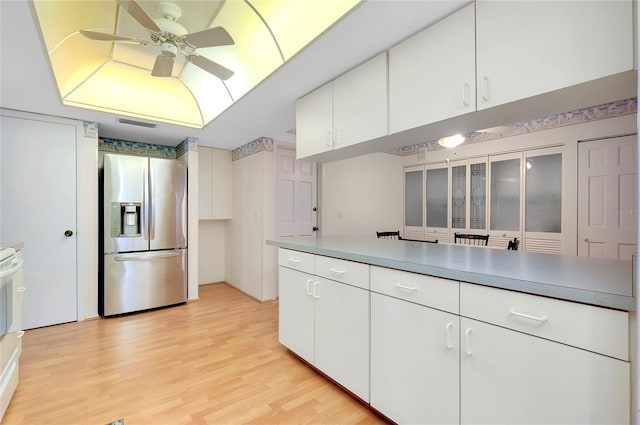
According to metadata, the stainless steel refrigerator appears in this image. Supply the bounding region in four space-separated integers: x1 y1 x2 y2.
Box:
101 153 187 316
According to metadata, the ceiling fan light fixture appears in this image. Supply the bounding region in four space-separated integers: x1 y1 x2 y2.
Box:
437 134 465 149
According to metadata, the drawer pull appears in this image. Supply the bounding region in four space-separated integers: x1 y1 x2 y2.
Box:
510 309 548 323
313 281 320 299
329 268 346 274
464 328 473 357
395 283 418 292
305 279 313 296
446 322 454 350
287 258 301 263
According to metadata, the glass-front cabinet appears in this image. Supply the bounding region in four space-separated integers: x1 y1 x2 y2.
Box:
403 145 566 254
488 152 522 248
450 157 488 238
524 148 563 254
404 166 425 240
425 165 449 243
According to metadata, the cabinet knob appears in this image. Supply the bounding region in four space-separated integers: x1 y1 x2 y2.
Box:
64 230 74 237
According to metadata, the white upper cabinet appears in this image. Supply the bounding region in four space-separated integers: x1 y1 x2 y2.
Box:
332 52 388 149
389 3 476 133
198 146 232 220
475 0 633 110
296 53 388 160
295 82 333 159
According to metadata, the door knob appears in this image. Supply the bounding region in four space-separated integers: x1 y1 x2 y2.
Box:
312 226 318 232
64 230 74 237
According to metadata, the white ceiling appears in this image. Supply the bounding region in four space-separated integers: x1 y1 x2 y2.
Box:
0 0 470 150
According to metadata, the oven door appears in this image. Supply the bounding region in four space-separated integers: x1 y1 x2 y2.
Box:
0 253 23 374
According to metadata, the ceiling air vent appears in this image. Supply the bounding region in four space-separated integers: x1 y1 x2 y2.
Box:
117 118 157 128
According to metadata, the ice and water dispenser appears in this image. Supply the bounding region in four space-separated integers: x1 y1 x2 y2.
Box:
110 202 141 237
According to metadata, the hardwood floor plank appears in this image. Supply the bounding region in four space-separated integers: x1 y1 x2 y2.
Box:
3 283 389 425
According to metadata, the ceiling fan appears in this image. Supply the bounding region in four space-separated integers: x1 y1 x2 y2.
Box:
80 0 234 80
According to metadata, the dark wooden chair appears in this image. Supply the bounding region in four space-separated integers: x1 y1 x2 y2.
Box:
376 231 401 240
507 237 520 251
454 233 489 246
402 238 438 244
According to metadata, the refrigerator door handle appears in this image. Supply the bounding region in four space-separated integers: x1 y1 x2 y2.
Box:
114 252 180 261
143 167 149 241
150 167 156 241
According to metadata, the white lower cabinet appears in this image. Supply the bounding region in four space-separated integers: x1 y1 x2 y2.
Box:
278 266 315 364
460 317 630 425
278 264 370 401
371 293 459 424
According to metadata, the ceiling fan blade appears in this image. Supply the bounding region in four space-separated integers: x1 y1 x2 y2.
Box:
151 54 174 77
116 0 162 33
79 30 146 44
188 55 234 80
184 27 234 48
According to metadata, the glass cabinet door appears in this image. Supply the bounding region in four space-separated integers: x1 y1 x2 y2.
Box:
470 162 487 230
525 153 562 233
451 165 466 229
490 156 521 231
405 169 424 227
426 167 448 228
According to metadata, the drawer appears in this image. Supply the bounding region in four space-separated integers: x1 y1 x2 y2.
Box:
371 266 459 314
278 248 314 274
315 255 369 290
460 282 629 361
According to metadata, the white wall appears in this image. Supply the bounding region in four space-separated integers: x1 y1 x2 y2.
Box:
226 150 277 301
198 220 226 284
78 123 99 319
320 152 404 237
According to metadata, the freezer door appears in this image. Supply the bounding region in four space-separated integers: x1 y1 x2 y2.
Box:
103 249 187 316
104 154 149 253
149 158 187 250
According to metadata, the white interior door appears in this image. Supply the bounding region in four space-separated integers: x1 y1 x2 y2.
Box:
578 135 637 260
1 115 78 329
276 147 317 238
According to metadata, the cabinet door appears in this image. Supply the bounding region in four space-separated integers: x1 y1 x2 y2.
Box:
333 52 388 149
371 293 459 424
389 3 475 133
198 147 213 219
426 165 450 243
210 148 232 219
476 0 633 110
314 277 369 402
404 166 425 240
295 82 333 159
278 267 315 364
460 318 630 425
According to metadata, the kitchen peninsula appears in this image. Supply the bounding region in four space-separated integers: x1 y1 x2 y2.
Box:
267 236 633 424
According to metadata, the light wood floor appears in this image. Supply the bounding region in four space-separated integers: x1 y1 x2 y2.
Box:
4 283 389 425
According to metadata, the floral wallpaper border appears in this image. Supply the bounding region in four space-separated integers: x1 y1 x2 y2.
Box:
231 136 274 161
99 137 196 158
390 97 637 156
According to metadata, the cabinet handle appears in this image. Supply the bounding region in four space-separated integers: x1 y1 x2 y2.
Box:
329 268 346 275
313 281 319 299
510 309 548 323
334 129 341 146
462 82 470 107
395 282 418 292
17 287 26 293
446 322 454 350
287 258 300 263
305 279 313 296
326 131 333 147
481 76 490 101
464 328 473 357
16 331 25 339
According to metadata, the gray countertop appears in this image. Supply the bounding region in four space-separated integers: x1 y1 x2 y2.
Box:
266 236 635 311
